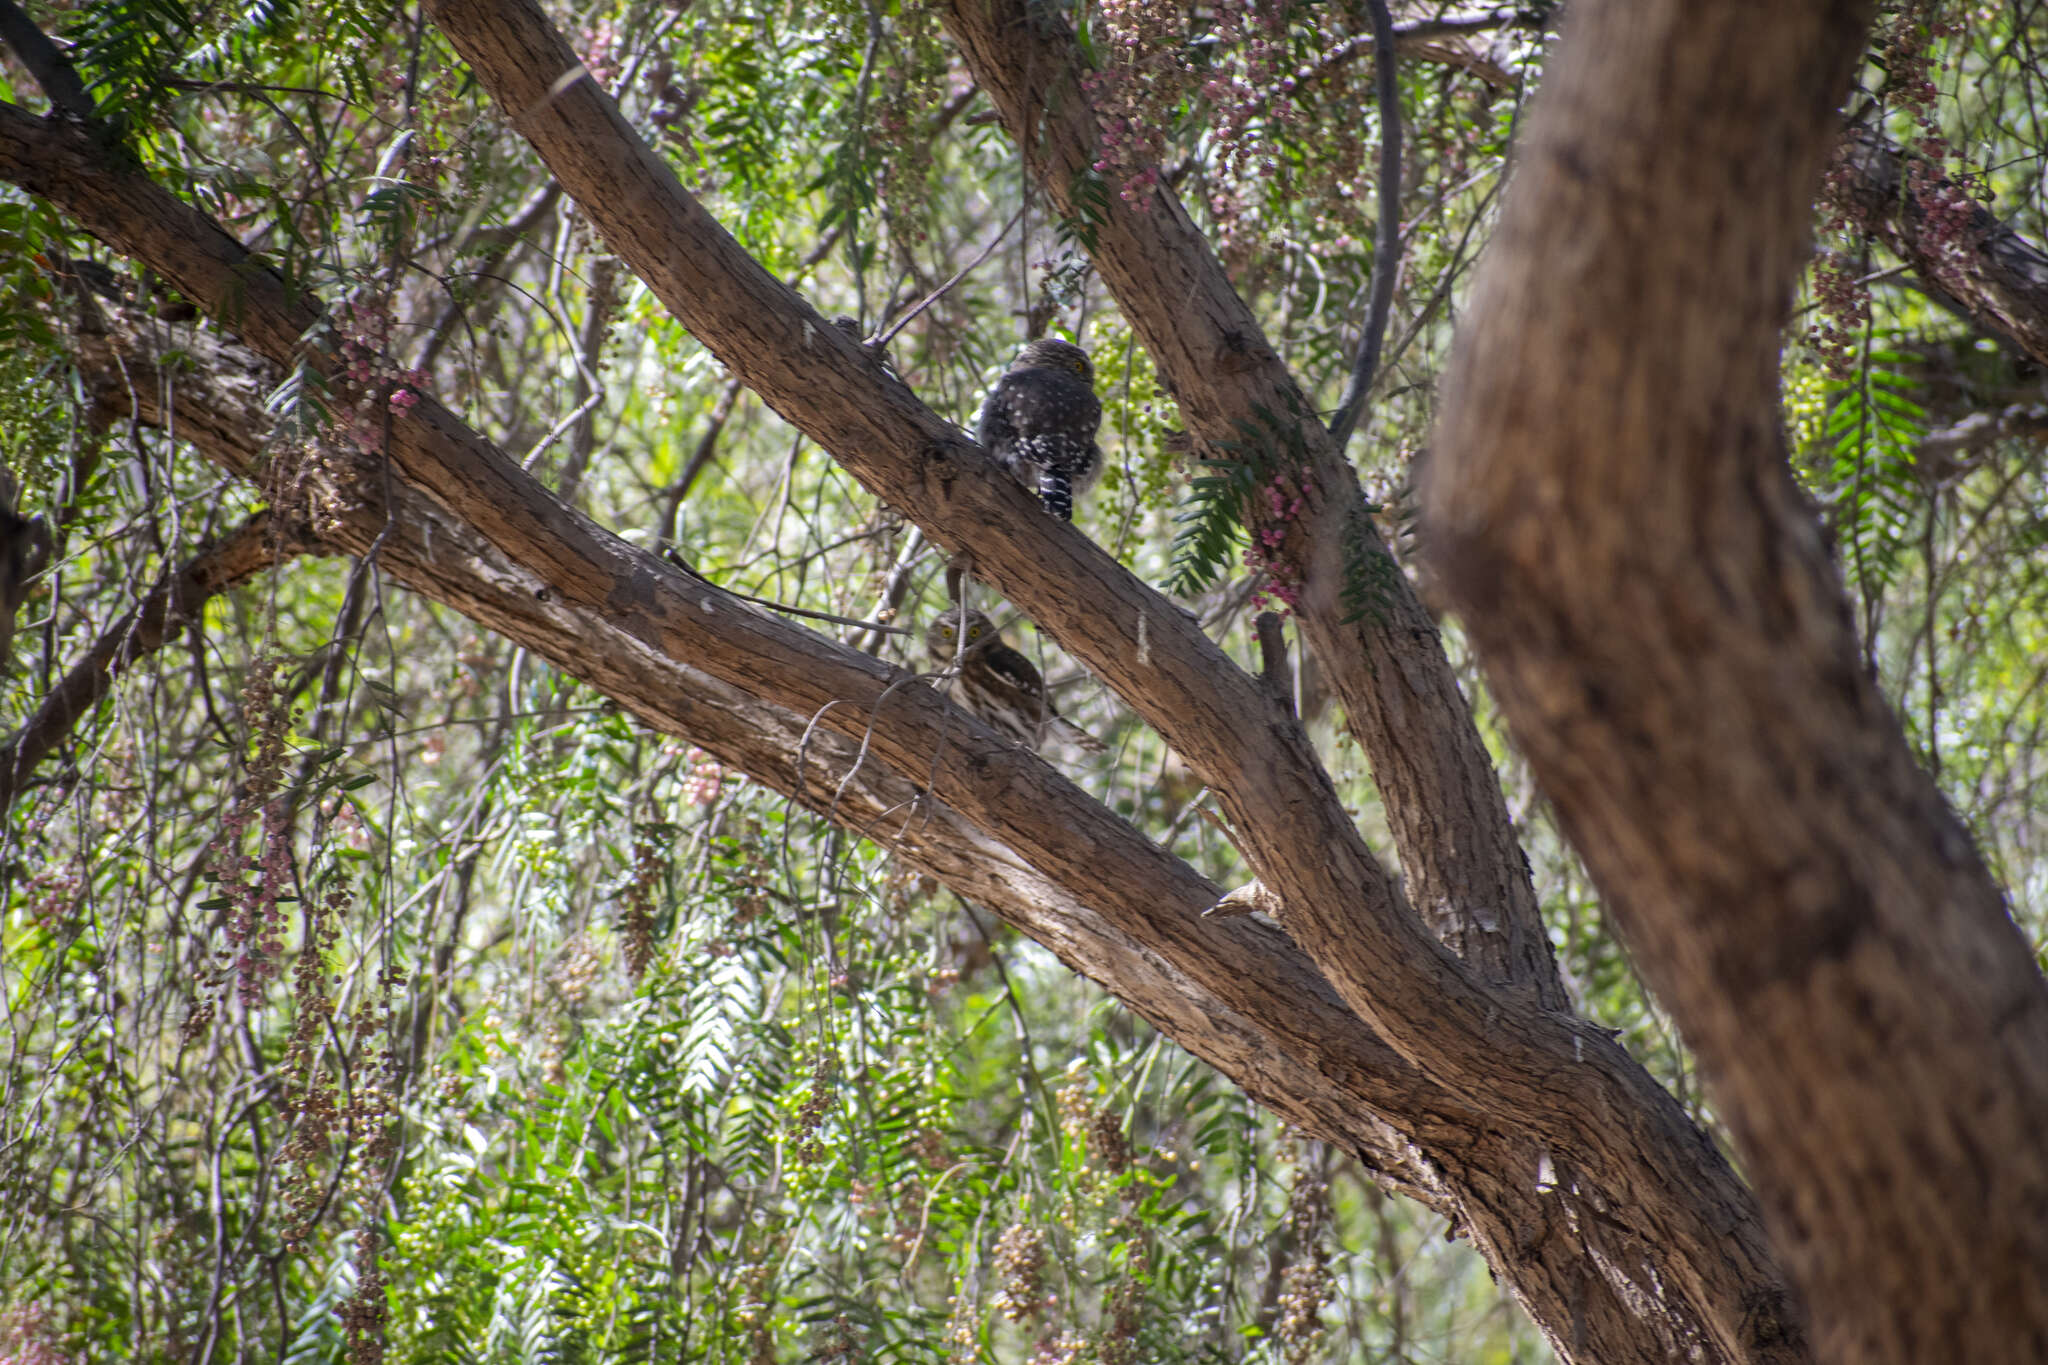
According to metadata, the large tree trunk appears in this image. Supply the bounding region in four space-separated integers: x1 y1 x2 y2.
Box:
1428 1 2048 1359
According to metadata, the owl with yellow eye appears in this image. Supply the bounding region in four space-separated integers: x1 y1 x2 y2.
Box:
924 608 1104 753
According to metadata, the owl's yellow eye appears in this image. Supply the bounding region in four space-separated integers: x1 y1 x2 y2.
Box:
967 624 982 639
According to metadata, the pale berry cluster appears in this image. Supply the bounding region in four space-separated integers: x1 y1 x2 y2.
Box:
579 17 620 90
684 744 725 805
0 1304 64 1365
339 1228 389 1365
1024 1331 1088 1365
17 859 81 929
1275 1145 1335 1364
992 1221 1050 1321
206 656 297 1006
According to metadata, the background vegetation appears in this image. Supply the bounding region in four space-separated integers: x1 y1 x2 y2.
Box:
3 0 2044 1359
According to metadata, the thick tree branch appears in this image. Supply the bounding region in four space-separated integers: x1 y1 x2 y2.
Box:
53 286 1697 1365
0 41 1796 1362
1429 0 2048 1359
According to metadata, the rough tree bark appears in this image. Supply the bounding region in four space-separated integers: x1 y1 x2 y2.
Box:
1428 1 2048 1360
1832 126 2048 367
425 1 1830 1358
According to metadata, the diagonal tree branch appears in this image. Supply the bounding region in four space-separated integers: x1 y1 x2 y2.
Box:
1831 125 2048 367
48 278 1705 1365
0 508 305 809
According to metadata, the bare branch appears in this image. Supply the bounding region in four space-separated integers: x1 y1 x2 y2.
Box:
1327 0 1405 455
1 510 309 810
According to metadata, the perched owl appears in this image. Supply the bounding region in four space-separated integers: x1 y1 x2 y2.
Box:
976 338 1103 521
924 608 1105 753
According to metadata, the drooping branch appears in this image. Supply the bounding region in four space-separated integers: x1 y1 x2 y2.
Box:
1428 0 2048 1358
0 508 306 810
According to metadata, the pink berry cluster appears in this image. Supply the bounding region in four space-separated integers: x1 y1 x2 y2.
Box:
1082 0 1196 207
683 745 724 806
579 17 621 91
332 297 429 453
206 655 298 1006
0 1303 64 1365
1905 135 1986 298
1199 2 1302 258
1246 475 1308 613
1808 248 1870 381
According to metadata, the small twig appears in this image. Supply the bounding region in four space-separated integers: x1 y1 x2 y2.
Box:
663 550 914 635
555 254 621 499
1254 611 1293 715
663 379 745 528
871 205 1026 351
849 525 929 655
1328 0 1404 455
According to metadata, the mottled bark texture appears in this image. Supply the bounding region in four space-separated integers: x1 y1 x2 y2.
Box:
1428 2 2048 1361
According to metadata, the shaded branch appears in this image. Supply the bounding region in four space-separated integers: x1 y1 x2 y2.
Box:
1327 0 1405 455
0 0 95 121
937 0 1566 1013
1831 126 2048 367
0 510 307 809
0 22 1786 1357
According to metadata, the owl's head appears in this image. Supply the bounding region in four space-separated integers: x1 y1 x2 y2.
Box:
1013 337 1093 382
925 607 998 660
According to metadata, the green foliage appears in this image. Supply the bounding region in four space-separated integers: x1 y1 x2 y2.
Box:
1166 446 1263 596
1817 344 1927 603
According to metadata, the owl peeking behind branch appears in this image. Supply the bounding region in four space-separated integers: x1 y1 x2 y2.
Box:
976 338 1103 521
925 608 1105 754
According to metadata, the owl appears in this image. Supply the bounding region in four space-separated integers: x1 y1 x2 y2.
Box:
925 608 1105 753
976 338 1103 520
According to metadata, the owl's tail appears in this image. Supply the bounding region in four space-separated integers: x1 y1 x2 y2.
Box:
1037 469 1074 521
